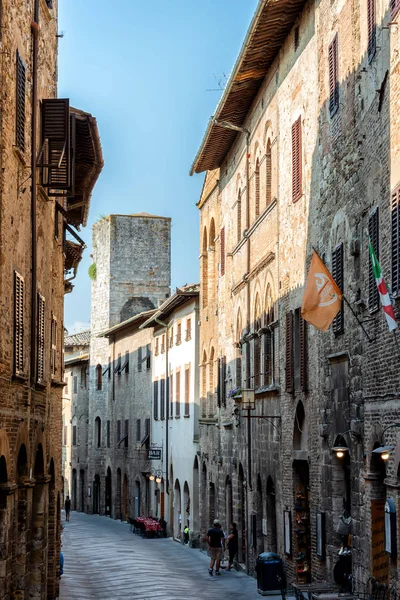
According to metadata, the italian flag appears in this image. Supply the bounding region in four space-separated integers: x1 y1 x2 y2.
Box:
369 239 398 332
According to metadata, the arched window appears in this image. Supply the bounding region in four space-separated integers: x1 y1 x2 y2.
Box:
266 139 272 206
96 364 102 391
264 285 275 387
201 350 207 417
253 294 262 388
209 218 216 298
236 310 242 388
202 227 208 308
255 159 260 219
95 417 101 448
208 347 215 416
237 190 242 244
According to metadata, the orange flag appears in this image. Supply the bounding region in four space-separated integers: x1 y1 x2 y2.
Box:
301 252 343 331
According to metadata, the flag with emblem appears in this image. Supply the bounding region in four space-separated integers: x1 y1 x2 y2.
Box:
301 251 343 331
368 239 398 332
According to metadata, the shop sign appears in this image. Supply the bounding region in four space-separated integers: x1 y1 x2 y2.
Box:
149 448 162 460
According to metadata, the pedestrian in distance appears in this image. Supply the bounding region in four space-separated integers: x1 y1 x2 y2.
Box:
65 495 71 522
207 518 225 576
227 522 238 571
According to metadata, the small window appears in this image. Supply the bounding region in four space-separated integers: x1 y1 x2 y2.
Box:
175 370 181 417
161 335 165 354
72 425 77 447
138 346 142 372
186 319 192 341
107 420 110 448
266 139 272 206
176 323 182 345
368 208 379 312
136 419 141 442
124 419 129 448
146 344 151 370
160 378 165 420
95 417 101 448
292 117 302 202
96 364 102 391
108 356 111 379
184 366 190 416
329 35 339 117
15 51 26 152
169 374 173 419
153 380 159 420
155 338 159 356
73 375 78 394
117 353 122 377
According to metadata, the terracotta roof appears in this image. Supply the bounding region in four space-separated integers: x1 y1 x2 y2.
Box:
65 353 89 366
99 308 158 338
190 0 308 175
64 330 91 346
140 284 200 329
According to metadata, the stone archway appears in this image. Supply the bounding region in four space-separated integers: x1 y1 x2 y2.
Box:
116 468 122 520
255 474 264 556
72 468 77 511
183 481 190 531
13 444 29 598
225 476 233 531
192 457 199 545
238 463 246 563
93 474 100 514
174 479 182 541
105 467 112 516
123 474 129 521
79 469 85 512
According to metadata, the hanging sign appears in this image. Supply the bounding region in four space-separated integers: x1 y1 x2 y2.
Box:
148 448 162 460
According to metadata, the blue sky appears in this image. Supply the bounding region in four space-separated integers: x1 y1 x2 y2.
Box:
60 0 257 333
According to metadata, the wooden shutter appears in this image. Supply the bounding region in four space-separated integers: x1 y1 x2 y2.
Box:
391 186 400 296
264 331 273 387
37 293 45 382
300 317 307 392
168 374 172 418
220 227 225 276
292 117 302 202
176 370 181 417
266 140 272 206
329 35 339 116
390 0 400 19
332 243 344 334
14 271 25 375
125 350 129 374
153 380 159 420
138 346 142 372
255 161 260 218
15 51 26 152
160 378 165 420
367 0 376 61
124 419 129 447
285 311 294 393
254 336 261 388
136 419 141 442
72 425 77 447
50 316 57 377
185 366 190 416
236 355 242 388
40 99 71 190
368 208 380 312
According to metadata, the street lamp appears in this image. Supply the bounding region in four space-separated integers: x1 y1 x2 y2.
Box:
148 468 163 484
372 423 400 461
331 430 362 459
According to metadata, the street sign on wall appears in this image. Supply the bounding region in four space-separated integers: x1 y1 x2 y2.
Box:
148 448 162 460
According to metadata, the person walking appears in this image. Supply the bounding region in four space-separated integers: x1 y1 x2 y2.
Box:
227 522 238 571
65 495 71 522
207 519 225 576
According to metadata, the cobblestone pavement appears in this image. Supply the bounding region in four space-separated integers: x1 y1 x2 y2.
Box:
60 511 280 600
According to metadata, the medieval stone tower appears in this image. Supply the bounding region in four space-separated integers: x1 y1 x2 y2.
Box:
87 213 171 513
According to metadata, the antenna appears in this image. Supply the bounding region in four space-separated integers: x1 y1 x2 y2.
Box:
206 72 228 92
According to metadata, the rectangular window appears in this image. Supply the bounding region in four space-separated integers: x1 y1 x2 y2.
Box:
185 365 190 416
160 378 165 420
292 116 302 202
136 419 141 442
264 330 274 387
176 323 182 345
391 186 400 296
117 420 121 445
117 353 121 377
107 420 110 448
329 35 339 116
124 419 129 448
285 311 294 393
368 207 380 312
37 293 45 383
50 315 57 378
72 425 77 446
169 326 174 349
367 0 376 61
332 243 344 335
153 380 159 420
108 356 111 379
161 335 165 354
146 344 151 370
81 365 87 389
186 318 192 341
138 346 142 372
15 50 26 152
175 370 181 417
155 337 159 356
124 350 129 375
64 425 68 446
145 418 150 447
14 271 25 375
218 356 226 408
169 373 173 418
73 375 78 394
220 227 226 276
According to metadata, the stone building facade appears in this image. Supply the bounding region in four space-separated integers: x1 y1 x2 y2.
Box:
0 1 102 598
141 285 200 543
62 331 90 512
67 213 171 517
191 0 400 590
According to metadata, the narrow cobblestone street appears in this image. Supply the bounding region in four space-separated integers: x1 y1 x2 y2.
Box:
60 512 269 599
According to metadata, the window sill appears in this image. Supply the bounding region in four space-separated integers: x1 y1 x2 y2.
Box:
36 380 47 390
255 384 280 395
12 373 28 383
51 379 66 388
184 414 190 418
175 415 181 419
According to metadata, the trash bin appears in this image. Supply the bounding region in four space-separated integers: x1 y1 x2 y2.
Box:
255 552 286 598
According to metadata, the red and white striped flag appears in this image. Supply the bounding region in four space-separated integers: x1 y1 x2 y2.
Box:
369 239 398 332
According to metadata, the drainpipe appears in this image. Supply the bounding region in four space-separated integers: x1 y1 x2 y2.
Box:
30 1 39 385
155 317 169 497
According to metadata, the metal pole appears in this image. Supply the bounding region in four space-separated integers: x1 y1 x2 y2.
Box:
247 407 252 575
